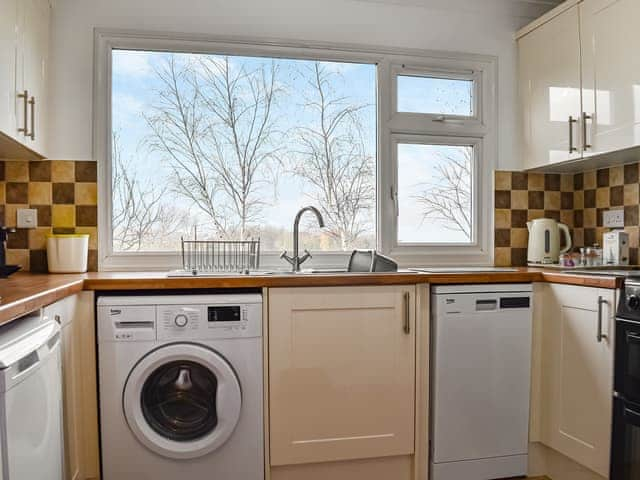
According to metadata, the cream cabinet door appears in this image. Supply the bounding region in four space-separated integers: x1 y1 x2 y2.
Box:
518 4 583 169
17 0 50 155
539 283 614 477
581 0 640 158
269 286 416 467
0 0 18 139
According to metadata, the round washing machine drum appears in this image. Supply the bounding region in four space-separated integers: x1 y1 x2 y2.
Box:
123 343 242 459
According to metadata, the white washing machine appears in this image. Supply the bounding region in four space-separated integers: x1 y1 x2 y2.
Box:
97 294 264 480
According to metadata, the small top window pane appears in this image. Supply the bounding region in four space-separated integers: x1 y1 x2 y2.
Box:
397 75 473 116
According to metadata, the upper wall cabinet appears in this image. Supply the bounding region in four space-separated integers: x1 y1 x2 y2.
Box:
518 3 583 170
0 0 50 159
581 0 640 158
518 0 640 171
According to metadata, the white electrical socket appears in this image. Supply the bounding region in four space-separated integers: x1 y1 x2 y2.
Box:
16 208 38 229
603 209 624 228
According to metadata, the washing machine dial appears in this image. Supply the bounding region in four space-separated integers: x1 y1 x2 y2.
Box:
174 314 189 327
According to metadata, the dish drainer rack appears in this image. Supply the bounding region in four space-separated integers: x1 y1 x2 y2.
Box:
179 237 261 274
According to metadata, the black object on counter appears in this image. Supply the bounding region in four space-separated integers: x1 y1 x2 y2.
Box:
0 227 21 279
347 250 398 273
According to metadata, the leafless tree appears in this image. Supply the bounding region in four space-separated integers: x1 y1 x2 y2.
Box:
413 148 472 240
112 132 185 251
291 62 375 250
144 54 282 239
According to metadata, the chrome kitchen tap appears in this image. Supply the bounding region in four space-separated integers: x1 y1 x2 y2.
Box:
280 206 325 272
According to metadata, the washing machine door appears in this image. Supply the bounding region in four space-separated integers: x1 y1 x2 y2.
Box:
123 343 242 459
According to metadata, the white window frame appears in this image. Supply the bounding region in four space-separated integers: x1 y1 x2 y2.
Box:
94 29 497 271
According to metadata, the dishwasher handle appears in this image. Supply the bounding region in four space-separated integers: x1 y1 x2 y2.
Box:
3 320 61 384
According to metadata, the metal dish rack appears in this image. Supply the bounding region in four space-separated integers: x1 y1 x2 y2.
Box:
179 237 261 274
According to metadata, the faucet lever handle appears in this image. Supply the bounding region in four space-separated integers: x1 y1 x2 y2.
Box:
280 250 294 266
299 249 312 265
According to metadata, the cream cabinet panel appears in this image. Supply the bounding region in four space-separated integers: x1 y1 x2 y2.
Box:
539 283 614 477
0 0 18 138
518 4 583 169
269 286 416 467
581 0 640 158
44 292 99 480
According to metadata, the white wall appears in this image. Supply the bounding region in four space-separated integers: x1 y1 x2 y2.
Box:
48 0 556 170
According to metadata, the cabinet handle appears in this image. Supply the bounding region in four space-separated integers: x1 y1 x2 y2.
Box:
597 296 608 343
403 292 410 334
568 116 578 153
582 112 592 151
17 90 28 136
28 97 35 141
54 314 61 325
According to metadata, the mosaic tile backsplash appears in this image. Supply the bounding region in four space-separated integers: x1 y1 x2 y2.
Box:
0 160 98 272
495 163 640 266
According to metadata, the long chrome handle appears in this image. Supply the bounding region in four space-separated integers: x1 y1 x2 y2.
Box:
568 116 578 153
597 296 608 343
17 90 28 136
403 292 410 334
28 96 35 140
582 112 592 151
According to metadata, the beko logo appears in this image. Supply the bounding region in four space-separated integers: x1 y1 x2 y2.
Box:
446 299 456 304
110 309 122 316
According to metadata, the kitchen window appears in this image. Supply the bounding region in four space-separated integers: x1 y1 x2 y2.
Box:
95 32 496 269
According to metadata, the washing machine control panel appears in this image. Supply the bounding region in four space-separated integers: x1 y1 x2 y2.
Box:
157 302 262 340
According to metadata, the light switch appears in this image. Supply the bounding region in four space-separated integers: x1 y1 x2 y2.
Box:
17 209 38 229
603 209 624 228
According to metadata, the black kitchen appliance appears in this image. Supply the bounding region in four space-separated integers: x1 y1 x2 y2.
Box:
612 277 640 479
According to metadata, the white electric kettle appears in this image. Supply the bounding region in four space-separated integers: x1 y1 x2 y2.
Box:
527 218 572 264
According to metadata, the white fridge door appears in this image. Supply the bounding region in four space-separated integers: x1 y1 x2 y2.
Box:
3 348 62 480
432 307 532 463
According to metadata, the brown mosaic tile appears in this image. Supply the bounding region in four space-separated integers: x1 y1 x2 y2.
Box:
28 161 51 182
610 185 624 207
511 228 528 248
76 205 97 227
52 183 75 204
494 247 511 267
511 172 528 190
511 191 528 210
597 187 610 207
544 210 560 222
88 249 98 272
7 229 28 249
631 248 639 266
495 191 511 209
29 250 47 273
0 205 4 226
528 191 544 210
5 162 28 182
625 163 640 184
6 182 28 204
561 192 574 210
584 228 597 246
544 174 561 191
31 205 52 227
597 168 610 187
544 191 561 210
625 184 639 205
75 161 97 182
584 208 597 228
574 210 584 228
584 189 596 208
584 170 597 189
495 171 511 191
51 161 75 183
495 229 511 248
511 248 528 267
574 172 584 191
511 210 528 228
625 205 639 227
528 173 545 191
597 208 606 227
0 161 4 181
495 209 511 229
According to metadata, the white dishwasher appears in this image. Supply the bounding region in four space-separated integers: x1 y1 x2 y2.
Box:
0 313 63 480
430 284 532 480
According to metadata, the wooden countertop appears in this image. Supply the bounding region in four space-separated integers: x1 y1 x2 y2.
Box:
0 268 623 325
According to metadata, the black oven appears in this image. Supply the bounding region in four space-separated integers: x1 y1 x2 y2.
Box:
612 279 640 479
614 318 640 405
611 397 640 479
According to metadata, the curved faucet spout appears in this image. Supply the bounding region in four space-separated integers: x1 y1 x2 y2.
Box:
281 206 325 272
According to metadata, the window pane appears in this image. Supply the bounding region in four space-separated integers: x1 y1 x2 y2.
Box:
397 75 473 116
397 143 474 244
111 50 376 252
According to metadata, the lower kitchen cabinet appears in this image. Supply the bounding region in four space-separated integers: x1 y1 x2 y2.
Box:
44 292 100 480
268 286 417 471
537 283 615 477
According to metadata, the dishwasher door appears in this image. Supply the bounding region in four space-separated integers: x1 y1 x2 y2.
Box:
431 285 532 480
0 318 63 480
